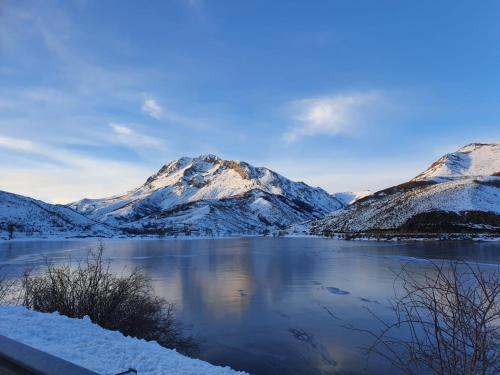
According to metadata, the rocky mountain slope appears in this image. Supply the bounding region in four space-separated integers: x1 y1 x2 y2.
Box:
309 143 500 236
70 155 344 236
0 191 113 239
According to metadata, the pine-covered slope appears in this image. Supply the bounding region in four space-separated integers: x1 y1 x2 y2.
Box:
70 155 344 236
310 143 500 236
0 191 113 239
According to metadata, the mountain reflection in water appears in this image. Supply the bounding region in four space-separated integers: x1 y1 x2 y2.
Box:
1 237 498 375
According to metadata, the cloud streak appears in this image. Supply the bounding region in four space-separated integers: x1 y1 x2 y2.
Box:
140 96 213 130
282 92 381 143
109 123 165 148
141 99 163 119
0 136 37 152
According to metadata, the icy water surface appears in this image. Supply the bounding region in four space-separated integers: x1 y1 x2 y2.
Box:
0 237 498 375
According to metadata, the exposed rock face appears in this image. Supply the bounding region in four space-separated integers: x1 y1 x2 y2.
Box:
70 154 344 236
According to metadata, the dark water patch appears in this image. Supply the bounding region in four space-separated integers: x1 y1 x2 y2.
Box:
359 297 380 304
289 328 338 368
325 287 350 295
321 305 342 321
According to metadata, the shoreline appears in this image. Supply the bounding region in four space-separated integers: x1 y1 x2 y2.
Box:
322 232 500 242
1 232 499 243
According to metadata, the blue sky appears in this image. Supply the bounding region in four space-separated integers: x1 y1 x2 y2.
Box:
1 0 499 202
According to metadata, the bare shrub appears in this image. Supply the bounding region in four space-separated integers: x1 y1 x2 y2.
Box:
0 266 14 303
21 243 198 355
360 261 499 375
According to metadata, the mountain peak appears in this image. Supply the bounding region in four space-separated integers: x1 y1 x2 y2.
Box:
457 142 497 153
413 142 500 181
195 154 222 163
70 155 343 235
153 155 228 178
146 155 275 189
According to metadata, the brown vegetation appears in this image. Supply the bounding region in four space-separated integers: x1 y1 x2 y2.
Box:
398 210 500 234
0 266 13 303
21 244 198 355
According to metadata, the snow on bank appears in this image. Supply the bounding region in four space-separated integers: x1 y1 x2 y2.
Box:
0 305 246 375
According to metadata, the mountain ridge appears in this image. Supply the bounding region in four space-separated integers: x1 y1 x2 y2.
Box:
1 144 498 240
69 154 344 236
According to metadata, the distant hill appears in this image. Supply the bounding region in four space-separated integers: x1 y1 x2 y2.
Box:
309 143 500 237
0 191 113 240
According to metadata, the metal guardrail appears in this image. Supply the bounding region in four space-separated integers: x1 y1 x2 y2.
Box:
0 334 100 375
0 334 138 375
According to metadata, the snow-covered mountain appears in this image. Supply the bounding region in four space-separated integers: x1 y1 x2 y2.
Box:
70 155 344 236
0 191 113 239
309 143 500 236
413 143 500 181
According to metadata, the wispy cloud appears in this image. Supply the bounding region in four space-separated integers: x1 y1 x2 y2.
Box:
140 95 214 130
141 99 163 119
109 123 133 136
282 92 381 143
109 123 164 148
0 136 37 152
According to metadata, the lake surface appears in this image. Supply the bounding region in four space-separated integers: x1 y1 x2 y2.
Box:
0 238 498 375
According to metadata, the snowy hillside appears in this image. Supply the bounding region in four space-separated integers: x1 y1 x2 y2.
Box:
413 143 500 181
310 143 500 236
0 191 113 239
70 155 344 236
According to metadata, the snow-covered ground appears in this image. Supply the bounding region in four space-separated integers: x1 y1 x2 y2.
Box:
0 305 246 375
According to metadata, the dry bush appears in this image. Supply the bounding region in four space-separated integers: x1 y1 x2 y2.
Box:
0 266 14 303
360 261 499 375
21 244 198 355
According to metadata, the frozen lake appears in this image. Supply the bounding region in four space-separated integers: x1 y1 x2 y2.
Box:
0 237 498 375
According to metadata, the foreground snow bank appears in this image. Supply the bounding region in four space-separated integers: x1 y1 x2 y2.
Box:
0 305 246 375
